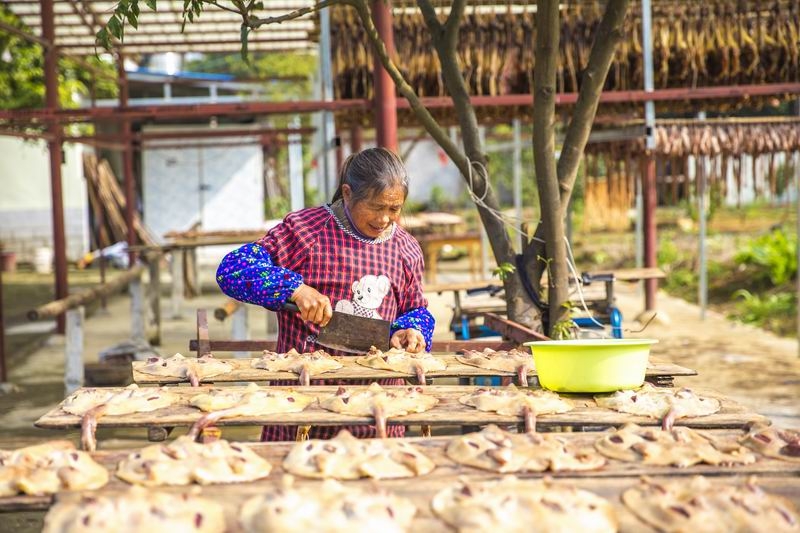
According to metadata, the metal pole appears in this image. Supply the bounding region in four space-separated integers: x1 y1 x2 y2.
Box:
795 148 799 358
372 0 398 152
64 306 84 395
289 116 305 212
698 155 707 319
41 0 67 334
350 125 363 152
319 7 337 197
641 0 658 311
117 53 138 267
0 260 6 383
512 118 523 251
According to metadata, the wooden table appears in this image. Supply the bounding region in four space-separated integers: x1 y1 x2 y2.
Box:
417 232 483 283
2 431 798 528
35 385 768 435
132 356 696 387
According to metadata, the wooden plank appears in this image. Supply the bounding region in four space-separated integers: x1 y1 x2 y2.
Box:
2 432 798 520
133 355 697 385
13 474 797 531
187 339 520 354
424 280 502 293
483 312 551 342
593 267 666 282
35 385 766 432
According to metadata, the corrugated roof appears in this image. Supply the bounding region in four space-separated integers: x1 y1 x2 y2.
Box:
2 0 318 55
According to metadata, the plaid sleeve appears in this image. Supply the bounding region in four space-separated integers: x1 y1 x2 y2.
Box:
216 243 303 311
391 234 434 350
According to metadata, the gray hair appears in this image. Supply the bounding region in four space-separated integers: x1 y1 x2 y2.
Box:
332 147 409 204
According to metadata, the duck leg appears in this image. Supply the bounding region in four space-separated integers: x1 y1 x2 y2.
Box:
187 409 231 440
522 405 537 434
411 361 426 385
298 363 311 387
80 404 108 452
662 406 678 431
373 402 388 439
516 364 529 387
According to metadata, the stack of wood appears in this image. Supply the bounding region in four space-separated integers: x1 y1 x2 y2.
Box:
83 153 159 250
328 0 799 127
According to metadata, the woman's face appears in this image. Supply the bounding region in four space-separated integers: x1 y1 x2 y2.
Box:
343 184 405 238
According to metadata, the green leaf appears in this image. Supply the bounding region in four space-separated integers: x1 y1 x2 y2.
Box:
95 27 112 50
107 15 123 40
126 9 139 29
144 0 157 10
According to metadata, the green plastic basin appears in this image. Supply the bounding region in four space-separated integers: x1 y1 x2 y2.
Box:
523 339 659 393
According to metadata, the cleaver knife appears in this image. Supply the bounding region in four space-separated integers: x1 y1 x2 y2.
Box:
283 302 391 353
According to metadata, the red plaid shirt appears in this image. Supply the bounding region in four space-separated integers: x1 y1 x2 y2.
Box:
255 204 427 441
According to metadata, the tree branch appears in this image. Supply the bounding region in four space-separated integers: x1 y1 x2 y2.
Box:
206 0 244 16
415 0 442 34
442 0 467 48
348 1 466 175
249 0 344 28
557 0 630 211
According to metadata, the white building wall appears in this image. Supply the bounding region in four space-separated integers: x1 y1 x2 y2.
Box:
0 138 89 262
142 130 264 266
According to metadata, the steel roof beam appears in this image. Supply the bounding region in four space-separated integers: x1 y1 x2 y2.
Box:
4 83 800 123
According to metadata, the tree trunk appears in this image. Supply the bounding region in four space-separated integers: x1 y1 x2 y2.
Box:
523 0 630 335
416 0 541 329
532 0 569 333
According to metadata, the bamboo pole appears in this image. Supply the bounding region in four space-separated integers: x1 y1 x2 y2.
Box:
27 264 145 321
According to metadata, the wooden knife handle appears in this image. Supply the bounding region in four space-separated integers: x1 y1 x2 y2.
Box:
283 302 300 313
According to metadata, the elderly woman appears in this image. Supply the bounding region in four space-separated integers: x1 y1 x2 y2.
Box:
216 147 434 440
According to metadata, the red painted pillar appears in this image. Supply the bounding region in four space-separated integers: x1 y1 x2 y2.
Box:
117 54 138 266
642 155 658 310
41 0 67 334
334 136 344 173
350 125 363 152
371 0 397 152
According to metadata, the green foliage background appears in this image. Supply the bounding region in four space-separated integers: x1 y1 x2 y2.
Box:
1 6 117 110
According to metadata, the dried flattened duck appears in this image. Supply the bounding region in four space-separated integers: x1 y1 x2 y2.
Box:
740 423 800 463
239 477 416 533
458 384 572 433
116 435 272 486
456 347 535 386
0 440 108 497
432 476 618 533
594 383 721 431
137 352 233 387
42 485 226 533
446 424 605 473
356 345 446 384
622 475 799 532
594 423 756 467
251 348 342 386
283 429 435 480
318 382 438 439
187 383 315 439
61 384 177 452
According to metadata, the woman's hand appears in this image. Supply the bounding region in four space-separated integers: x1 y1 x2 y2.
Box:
391 328 426 353
290 284 333 327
